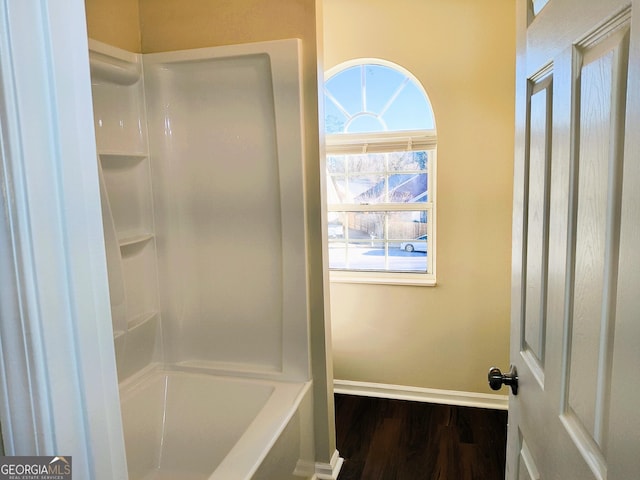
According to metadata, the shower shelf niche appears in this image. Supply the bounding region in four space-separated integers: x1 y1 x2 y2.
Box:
119 233 154 248
90 39 161 383
99 153 154 242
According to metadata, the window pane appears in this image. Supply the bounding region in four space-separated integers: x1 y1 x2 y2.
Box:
326 155 346 174
327 175 346 203
388 151 429 172
388 173 427 202
350 174 386 203
327 151 429 205
382 81 435 131
388 210 428 240
325 66 361 116
329 242 388 271
392 210 429 273
365 65 406 114
347 153 385 173
327 210 429 273
325 99 347 133
388 247 428 272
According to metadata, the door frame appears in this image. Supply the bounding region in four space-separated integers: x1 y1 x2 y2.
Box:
0 1 127 478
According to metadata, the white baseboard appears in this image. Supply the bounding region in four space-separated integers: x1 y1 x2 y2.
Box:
314 449 344 480
334 379 509 410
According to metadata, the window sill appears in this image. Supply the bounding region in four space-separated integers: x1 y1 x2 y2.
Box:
329 270 436 287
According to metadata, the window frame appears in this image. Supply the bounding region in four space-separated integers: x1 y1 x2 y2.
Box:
325 130 437 286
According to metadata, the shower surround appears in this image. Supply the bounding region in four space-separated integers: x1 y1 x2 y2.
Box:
90 38 317 480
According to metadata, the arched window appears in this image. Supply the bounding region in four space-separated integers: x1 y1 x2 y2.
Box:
324 60 436 284
325 62 435 134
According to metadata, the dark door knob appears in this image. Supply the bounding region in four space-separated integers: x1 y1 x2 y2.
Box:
488 365 518 395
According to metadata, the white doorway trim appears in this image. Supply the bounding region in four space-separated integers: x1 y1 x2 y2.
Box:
0 1 127 478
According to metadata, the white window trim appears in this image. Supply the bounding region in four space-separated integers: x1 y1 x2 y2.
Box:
326 129 437 152
326 131 437 286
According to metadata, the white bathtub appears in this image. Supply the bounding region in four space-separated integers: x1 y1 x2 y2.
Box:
119 368 313 480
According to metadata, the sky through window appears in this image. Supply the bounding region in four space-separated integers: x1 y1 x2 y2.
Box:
324 63 435 134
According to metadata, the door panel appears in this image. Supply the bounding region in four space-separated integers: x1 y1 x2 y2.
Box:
562 22 629 473
522 70 552 386
508 1 639 479
517 434 540 480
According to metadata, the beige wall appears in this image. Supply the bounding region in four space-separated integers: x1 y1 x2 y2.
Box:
137 0 314 53
325 0 515 394
84 0 141 52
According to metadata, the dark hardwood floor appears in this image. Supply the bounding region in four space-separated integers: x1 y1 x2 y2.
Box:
335 394 507 480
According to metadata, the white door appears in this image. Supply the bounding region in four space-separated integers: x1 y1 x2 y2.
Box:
501 0 640 479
